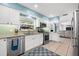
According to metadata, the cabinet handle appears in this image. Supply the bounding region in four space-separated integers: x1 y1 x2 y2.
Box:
4 40 6 41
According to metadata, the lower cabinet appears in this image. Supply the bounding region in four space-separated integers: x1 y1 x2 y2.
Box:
49 32 60 42
25 34 43 52
0 39 7 56
0 36 25 56
0 34 43 55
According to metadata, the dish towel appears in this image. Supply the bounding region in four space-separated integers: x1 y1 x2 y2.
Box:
11 38 19 51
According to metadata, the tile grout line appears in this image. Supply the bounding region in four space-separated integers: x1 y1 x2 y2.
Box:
43 39 71 56
54 41 63 56
66 39 72 56
43 41 62 55
54 39 70 56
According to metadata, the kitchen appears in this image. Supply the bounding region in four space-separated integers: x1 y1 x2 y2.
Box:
0 3 78 56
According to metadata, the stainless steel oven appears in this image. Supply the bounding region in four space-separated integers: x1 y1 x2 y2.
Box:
43 32 49 45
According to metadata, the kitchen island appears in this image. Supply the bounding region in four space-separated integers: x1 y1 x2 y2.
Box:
0 32 25 56
0 31 43 56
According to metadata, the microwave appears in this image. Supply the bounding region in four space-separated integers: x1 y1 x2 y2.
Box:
66 27 73 31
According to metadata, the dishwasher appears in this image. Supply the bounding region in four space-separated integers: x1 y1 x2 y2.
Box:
7 35 25 56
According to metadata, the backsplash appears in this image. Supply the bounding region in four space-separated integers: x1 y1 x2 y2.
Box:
0 24 17 35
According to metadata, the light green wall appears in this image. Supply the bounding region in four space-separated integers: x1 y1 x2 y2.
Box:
0 24 16 35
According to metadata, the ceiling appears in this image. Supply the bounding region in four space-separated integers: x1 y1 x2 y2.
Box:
21 3 78 17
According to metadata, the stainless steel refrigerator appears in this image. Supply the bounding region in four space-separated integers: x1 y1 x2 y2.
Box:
71 10 79 56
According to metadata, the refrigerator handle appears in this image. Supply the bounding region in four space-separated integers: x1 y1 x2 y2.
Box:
71 17 73 40
71 15 77 47
73 38 79 47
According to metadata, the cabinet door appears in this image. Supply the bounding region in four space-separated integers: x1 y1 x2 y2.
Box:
0 5 20 25
35 19 40 27
49 33 52 40
9 8 20 25
25 36 34 51
0 39 7 56
31 34 43 48
32 34 43 47
50 32 60 41
0 5 10 24
25 34 43 52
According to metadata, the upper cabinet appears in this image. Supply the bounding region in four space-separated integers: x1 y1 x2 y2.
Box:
0 5 10 24
0 5 20 25
35 18 40 27
20 13 41 30
9 8 20 25
20 13 34 25
59 13 73 31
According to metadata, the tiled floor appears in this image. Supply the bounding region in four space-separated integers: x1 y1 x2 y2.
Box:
23 38 73 56
42 38 73 56
22 33 73 56
22 37 73 56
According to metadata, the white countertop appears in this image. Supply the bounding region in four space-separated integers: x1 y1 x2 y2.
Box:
0 32 25 39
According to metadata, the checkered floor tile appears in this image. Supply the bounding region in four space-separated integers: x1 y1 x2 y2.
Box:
22 47 59 56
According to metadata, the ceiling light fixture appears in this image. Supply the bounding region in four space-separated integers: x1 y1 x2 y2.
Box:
34 4 38 8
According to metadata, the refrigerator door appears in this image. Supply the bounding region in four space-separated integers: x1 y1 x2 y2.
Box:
72 10 79 56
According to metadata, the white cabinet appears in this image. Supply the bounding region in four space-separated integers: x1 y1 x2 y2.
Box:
34 34 43 46
35 19 40 27
9 8 20 25
0 39 7 56
34 19 40 30
49 32 61 42
0 5 10 24
25 34 43 52
25 36 34 51
0 5 20 25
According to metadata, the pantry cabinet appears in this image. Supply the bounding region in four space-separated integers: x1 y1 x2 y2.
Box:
25 34 43 52
0 5 20 25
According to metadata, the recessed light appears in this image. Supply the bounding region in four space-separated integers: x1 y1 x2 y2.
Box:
34 4 38 8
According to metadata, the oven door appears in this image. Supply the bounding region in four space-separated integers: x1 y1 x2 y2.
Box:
43 32 49 45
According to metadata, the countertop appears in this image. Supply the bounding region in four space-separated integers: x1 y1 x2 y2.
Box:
21 30 43 35
0 32 25 39
0 31 43 39
59 30 72 38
